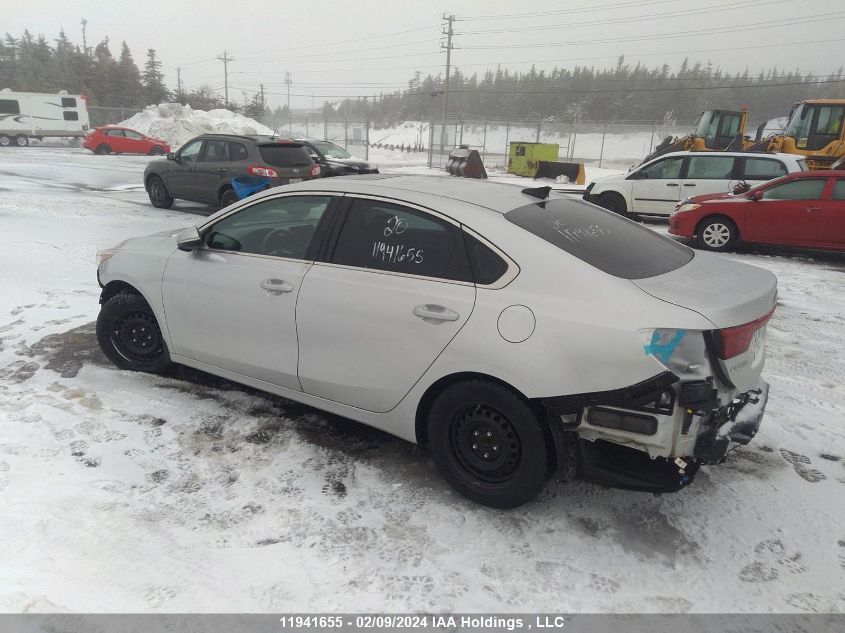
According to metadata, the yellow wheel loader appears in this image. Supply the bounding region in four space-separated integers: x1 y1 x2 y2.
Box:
748 99 845 170
642 108 749 163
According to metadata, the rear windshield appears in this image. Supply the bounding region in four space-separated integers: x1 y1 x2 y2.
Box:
505 198 693 279
258 144 313 167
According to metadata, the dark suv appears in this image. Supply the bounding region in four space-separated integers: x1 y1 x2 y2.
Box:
144 134 320 209
296 139 379 176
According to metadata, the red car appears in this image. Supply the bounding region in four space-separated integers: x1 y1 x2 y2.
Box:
83 126 170 156
669 170 845 252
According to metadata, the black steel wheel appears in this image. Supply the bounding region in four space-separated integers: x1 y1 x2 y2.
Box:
597 192 629 218
96 291 171 373
95 143 111 155
428 379 548 508
147 175 174 209
219 187 239 207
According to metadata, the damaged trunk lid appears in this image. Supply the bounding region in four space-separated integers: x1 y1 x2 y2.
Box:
632 252 777 391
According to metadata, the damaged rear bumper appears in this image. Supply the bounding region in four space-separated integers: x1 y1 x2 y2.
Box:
539 377 769 493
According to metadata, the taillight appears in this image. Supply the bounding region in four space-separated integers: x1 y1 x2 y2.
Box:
715 308 774 359
310 164 321 178
248 165 278 178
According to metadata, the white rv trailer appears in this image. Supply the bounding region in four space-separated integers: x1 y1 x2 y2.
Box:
0 89 90 147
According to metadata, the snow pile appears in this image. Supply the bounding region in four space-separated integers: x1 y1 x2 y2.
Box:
118 103 274 148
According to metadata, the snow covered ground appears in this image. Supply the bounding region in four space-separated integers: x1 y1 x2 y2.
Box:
1 147 844 613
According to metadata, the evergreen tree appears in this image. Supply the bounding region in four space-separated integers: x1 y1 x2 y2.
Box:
142 48 169 105
115 41 143 108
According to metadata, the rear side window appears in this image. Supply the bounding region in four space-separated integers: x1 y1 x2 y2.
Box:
763 179 827 200
229 141 249 161
331 199 472 282
833 180 845 201
463 232 509 285
505 198 693 279
0 99 20 114
63 111 79 121
743 158 787 180
105 129 124 137
686 156 735 179
202 139 229 162
258 144 312 167
61 97 77 108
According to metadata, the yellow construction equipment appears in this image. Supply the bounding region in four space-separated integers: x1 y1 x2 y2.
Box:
752 99 845 170
642 108 749 163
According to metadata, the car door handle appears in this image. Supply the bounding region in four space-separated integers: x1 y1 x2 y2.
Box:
217 168 228 173
260 278 294 294
666 183 679 187
684 183 696 187
804 207 819 212
413 304 460 323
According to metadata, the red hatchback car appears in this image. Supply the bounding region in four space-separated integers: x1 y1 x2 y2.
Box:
669 171 845 252
83 126 170 156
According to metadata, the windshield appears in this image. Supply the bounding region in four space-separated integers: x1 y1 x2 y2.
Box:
312 141 352 159
784 103 812 141
693 111 719 144
505 198 693 279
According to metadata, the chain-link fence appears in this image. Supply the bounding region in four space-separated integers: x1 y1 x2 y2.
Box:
427 116 720 171
87 106 144 128
260 116 370 160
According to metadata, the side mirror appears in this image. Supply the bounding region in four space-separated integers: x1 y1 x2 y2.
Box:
176 226 203 251
166 152 176 161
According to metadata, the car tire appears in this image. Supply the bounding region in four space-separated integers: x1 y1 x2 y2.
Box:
149 145 164 156
219 187 239 207
0 134 10 147
96 291 171 373
147 175 174 209
95 144 111 155
14 135 29 147
427 379 548 508
696 216 738 252
596 192 631 218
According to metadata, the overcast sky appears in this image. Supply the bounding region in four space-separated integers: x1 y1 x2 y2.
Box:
4 0 842 110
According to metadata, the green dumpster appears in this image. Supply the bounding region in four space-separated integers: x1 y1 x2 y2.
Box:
508 142 559 177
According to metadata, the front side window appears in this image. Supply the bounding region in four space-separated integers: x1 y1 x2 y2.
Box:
686 156 735 180
201 139 229 162
206 195 332 259
123 129 143 139
505 198 693 279
743 158 787 180
637 157 684 180
331 199 472 282
178 140 203 163
833 180 845 201
763 179 827 200
0 99 20 115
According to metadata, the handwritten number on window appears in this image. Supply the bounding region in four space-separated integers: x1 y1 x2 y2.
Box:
384 215 408 237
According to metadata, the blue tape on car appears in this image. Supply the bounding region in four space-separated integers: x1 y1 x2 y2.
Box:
644 329 687 364
231 176 271 200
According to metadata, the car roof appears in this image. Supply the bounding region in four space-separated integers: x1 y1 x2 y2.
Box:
654 151 800 160
261 174 546 214
189 133 300 144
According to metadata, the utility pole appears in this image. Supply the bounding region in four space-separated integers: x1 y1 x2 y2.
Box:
260 83 265 106
440 14 457 124
176 67 182 98
217 50 233 107
284 71 291 112
80 19 88 57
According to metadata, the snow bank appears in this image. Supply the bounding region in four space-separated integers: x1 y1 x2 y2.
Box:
118 103 274 148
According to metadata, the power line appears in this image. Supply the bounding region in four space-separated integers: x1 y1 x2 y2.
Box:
235 24 440 56
461 0 789 34
460 0 679 20
461 12 845 49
